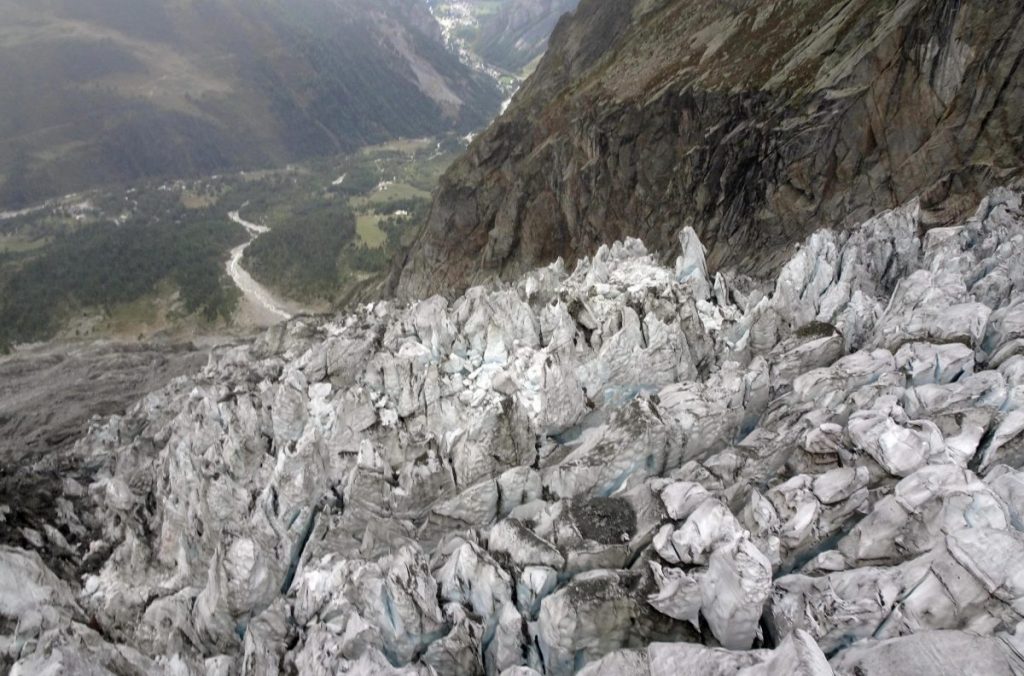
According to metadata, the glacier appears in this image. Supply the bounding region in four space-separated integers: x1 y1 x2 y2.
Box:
4 188 1024 674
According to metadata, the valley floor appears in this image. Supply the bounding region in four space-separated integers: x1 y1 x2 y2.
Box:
226 210 316 327
0 134 462 348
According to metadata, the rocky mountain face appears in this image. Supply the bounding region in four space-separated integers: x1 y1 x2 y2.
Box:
474 0 581 73
396 0 1024 298
0 0 501 206
5 186 1024 674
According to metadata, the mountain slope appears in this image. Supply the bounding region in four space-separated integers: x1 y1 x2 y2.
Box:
474 0 581 73
396 0 1024 298
0 0 502 207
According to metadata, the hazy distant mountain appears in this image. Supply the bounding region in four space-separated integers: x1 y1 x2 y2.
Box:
0 0 502 207
474 0 580 73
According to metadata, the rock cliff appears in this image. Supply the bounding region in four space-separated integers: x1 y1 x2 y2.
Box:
5 187 1024 673
397 0 1024 298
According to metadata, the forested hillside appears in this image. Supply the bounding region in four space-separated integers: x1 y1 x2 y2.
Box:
0 212 246 350
0 0 501 207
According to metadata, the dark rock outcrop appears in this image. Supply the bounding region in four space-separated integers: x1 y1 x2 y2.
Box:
397 0 1024 298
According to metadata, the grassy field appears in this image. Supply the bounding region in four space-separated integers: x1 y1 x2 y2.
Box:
355 214 388 248
180 191 218 209
351 182 431 211
0 234 49 253
350 180 430 249
369 137 437 154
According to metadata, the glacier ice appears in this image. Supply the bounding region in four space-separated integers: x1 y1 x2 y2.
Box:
4 188 1024 673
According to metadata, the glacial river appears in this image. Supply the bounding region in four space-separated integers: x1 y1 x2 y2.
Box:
226 211 293 323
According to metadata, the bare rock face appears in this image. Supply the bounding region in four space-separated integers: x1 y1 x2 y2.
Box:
5 188 1024 673
396 0 1024 298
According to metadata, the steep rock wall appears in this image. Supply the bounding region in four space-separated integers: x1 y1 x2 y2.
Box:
397 0 1024 298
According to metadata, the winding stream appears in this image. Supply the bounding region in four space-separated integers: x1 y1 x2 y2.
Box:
226 210 293 323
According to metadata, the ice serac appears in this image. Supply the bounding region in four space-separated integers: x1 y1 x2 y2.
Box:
5 188 1024 674
396 0 1024 298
